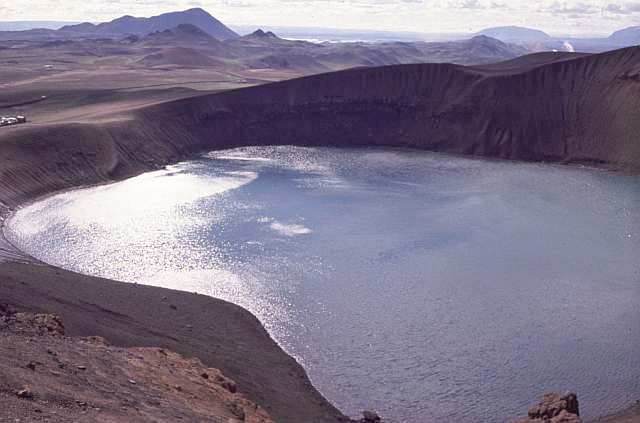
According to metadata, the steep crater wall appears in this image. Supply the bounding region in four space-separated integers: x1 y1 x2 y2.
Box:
1 47 639 210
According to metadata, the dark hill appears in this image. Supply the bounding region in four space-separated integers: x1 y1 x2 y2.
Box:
60 8 238 39
143 24 215 42
246 29 279 39
167 23 214 39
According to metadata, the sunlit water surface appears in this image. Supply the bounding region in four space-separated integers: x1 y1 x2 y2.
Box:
7 147 640 422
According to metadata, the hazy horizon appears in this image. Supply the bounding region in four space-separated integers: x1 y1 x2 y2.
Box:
3 1 640 37
0 18 631 39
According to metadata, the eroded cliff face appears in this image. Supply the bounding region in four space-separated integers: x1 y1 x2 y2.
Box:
142 46 639 167
0 47 638 210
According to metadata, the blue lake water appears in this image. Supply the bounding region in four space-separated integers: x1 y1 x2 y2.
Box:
6 146 640 422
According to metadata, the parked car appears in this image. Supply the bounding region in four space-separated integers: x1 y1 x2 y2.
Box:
0 116 27 127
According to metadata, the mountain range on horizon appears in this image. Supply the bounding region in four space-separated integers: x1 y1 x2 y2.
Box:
1 25 531 78
0 5 639 96
0 8 639 49
0 8 535 80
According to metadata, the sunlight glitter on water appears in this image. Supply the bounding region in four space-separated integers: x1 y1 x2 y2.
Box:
8 163 258 282
6 147 640 422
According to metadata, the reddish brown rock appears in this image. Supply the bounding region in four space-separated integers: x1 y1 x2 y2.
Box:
0 310 274 423
516 392 581 423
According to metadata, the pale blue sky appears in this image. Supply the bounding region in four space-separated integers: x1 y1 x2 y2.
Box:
6 0 640 35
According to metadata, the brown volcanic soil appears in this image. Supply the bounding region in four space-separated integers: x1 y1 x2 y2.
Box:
0 308 273 423
0 262 349 423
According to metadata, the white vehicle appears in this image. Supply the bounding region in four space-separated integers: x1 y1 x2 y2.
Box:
0 116 27 127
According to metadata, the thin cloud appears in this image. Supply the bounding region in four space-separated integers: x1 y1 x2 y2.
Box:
605 2 640 13
1 0 638 36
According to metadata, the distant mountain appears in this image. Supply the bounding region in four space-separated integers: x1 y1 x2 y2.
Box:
60 8 238 39
246 29 279 39
224 34 525 72
477 26 551 42
608 26 640 44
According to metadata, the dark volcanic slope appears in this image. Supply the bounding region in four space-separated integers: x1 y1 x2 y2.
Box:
474 51 590 70
1 47 639 210
135 46 639 168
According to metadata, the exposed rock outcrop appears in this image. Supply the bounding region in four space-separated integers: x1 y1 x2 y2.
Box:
0 307 273 422
516 392 581 423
